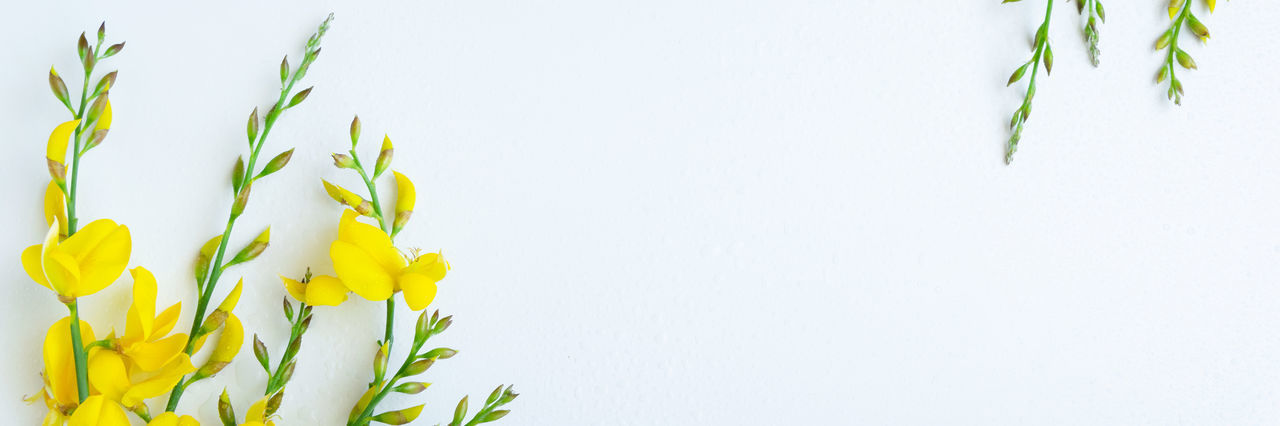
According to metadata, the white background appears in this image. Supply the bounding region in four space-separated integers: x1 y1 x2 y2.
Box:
1 1 1277 425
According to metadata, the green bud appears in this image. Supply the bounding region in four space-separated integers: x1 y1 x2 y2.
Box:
1156 30 1173 50
452 396 469 426
432 315 454 335
286 86 313 108
486 384 504 405
283 297 295 321
422 347 458 360
102 42 125 58
498 386 519 405
1175 49 1197 70
232 156 245 190
218 389 236 426
48 67 71 110
257 148 295 178
332 153 355 169
1043 45 1053 75
403 357 436 376
480 410 510 423
414 310 432 343
87 93 109 124
97 22 106 44
231 183 251 218
1187 14 1209 39
1007 62 1029 87
350 115 361 148
253 334 270 372
372 405 424 425
194 235 222 284
85 129 109 152
93 71 118 97
280 56 290 84
77 32 89 61
266 390 284 417
393 382 430 394
247 107 260 145
373 343 389 379
1095 1 1106 23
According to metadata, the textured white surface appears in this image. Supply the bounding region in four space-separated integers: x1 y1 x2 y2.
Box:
1 1 1278 425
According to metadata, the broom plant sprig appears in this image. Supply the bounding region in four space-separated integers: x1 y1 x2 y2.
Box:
1003 0 1054 164
164 13 333 412
1157 0 1217 105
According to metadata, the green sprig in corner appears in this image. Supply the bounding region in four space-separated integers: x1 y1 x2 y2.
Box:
1002 0 1055 164
1157 0 1221 105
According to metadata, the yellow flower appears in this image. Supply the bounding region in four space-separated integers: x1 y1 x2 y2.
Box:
47 119 80 165
149 412 200 426
119 267 188 371
37 316 96 420
88 347 194 411
330 210 447 310
22 218 131 301
391 171 415 233
67 395 129 426
241 396 275 426
281 274 349 306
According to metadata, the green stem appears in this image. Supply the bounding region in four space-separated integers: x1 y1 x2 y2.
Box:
66 301 89 403
164 58 306 414
349 150 398 382
265 303 309 395
1167 0 1191 82
351 339 424 426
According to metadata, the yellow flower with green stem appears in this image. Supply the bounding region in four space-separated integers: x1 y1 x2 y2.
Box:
33 317 95 424
330 209 447 310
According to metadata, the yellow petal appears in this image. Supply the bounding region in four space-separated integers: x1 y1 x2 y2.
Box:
338 209 405 272
46 119 81 164
306 275 349 306
126 333 188 372
68 395 129 426
95 98 112 131
246 396 270 421
281 275 308 302
44 181 67 237
152 302 183 338
43 317 95 406
209 314 244 364
331 240 395 301
399 273 438 311
59 219 131 297
126 267 159 343
1208 0 1216 12
43 249 82 297
393 171 415 215
148 412 179 426
22 244 52 290
218 279 244 313
122 354 195 407
87 350 130 402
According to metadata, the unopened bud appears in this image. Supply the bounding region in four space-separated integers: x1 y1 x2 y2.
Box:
403 357 435 376
350 115 361 147
49 67 71 109
228 227 270 266
373 343 389 379
332 153 355 169
374 135 394 177
394 382 430 394
218 389 236 426
372 405 423 425
231 183 251 218
422 347 457 360
257 148 294 179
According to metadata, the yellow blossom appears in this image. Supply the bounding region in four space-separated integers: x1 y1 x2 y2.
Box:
88 347 194 411
22 218 131 301
330 209 447 310
37 317 96 420
281 274 349 306
46 119 80 166
148 412 200 426
119 267 188 371
241 396 275 426
67 395 129 426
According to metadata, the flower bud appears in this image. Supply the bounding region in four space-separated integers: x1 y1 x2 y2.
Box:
231 183 252 218
102 42 125 58
403 357 435 376
280 56 290 84
228 227 270 266
372 405 423 425
373 342 389 379
350 115 361 148
218 389 236 426
266 390 284 417
286 86 313 108
452 396 469 425
394 382 430 394
258 148 294 178
283 296 294 321
332 153 355 169
374 135 394 177
194 235 223 284
195 314 243 379
77 32 89 61
49 67 71 109
253 334 270 372
422 347 458 360
94 71 117 96
247 107 260 145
